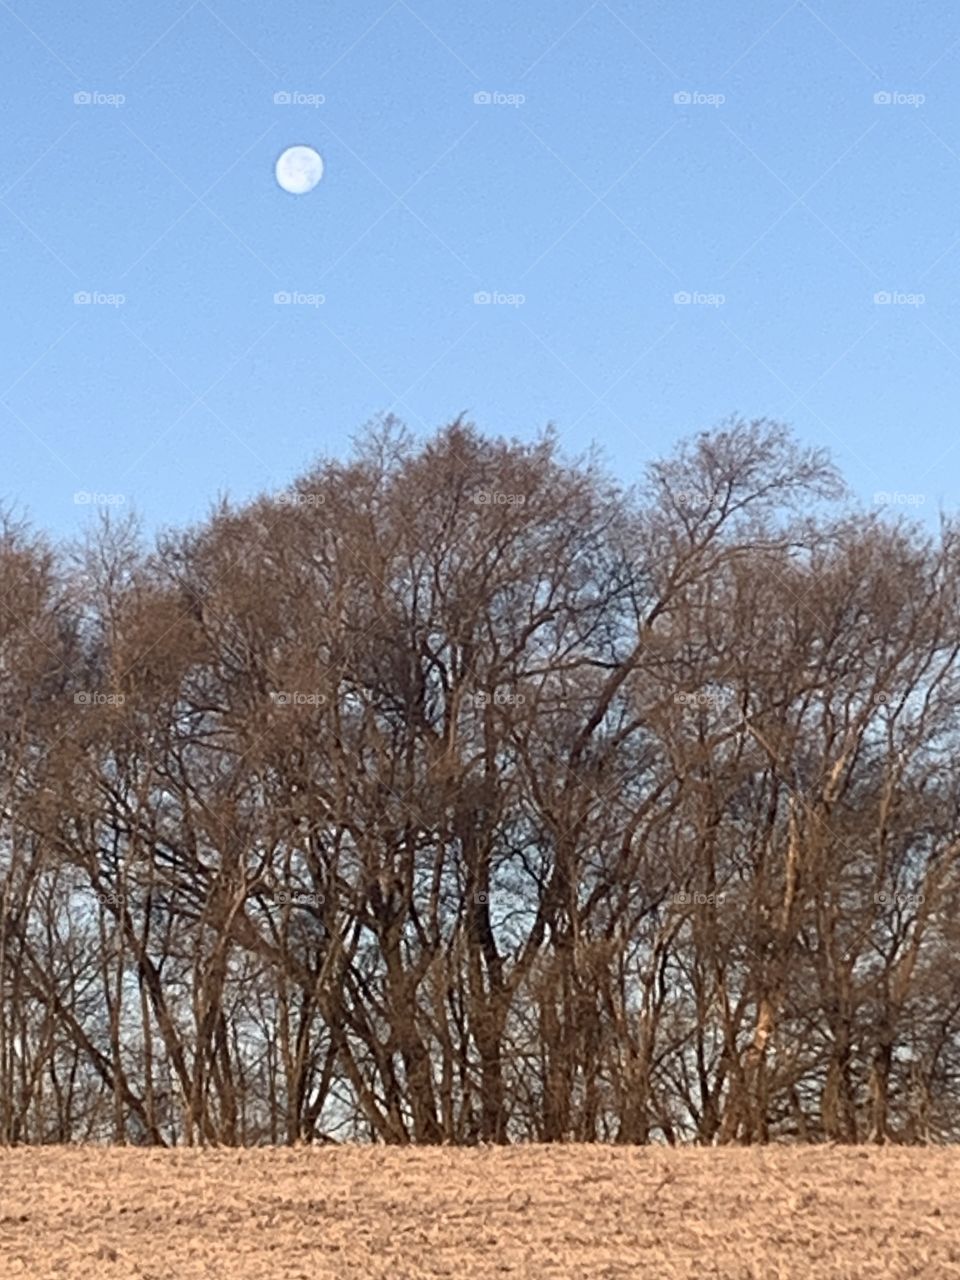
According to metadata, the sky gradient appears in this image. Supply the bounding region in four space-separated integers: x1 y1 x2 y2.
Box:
2 0 959 535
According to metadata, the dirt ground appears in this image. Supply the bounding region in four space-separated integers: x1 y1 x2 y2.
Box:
0 1144 958 1278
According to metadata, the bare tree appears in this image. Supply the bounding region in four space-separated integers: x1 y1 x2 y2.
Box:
3 421 960 1146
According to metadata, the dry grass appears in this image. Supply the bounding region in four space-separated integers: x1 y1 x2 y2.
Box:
1 1145 958 1278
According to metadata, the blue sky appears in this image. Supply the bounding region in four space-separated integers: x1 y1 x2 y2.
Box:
2 0 959 535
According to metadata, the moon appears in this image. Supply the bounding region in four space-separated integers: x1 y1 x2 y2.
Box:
275 145 324 195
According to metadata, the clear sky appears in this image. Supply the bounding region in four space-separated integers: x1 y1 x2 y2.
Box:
2 0 958 536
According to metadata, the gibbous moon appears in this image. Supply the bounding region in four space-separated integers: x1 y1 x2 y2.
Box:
275 145 324 195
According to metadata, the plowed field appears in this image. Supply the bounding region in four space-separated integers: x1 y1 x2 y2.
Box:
1 1145 958 1278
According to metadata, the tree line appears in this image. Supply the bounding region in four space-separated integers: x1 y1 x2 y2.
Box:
2 416 959 1146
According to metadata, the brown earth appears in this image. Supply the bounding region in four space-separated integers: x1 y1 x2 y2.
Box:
1 1145 958 1278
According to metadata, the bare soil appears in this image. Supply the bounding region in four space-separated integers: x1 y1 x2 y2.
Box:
1 1145 958 1278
